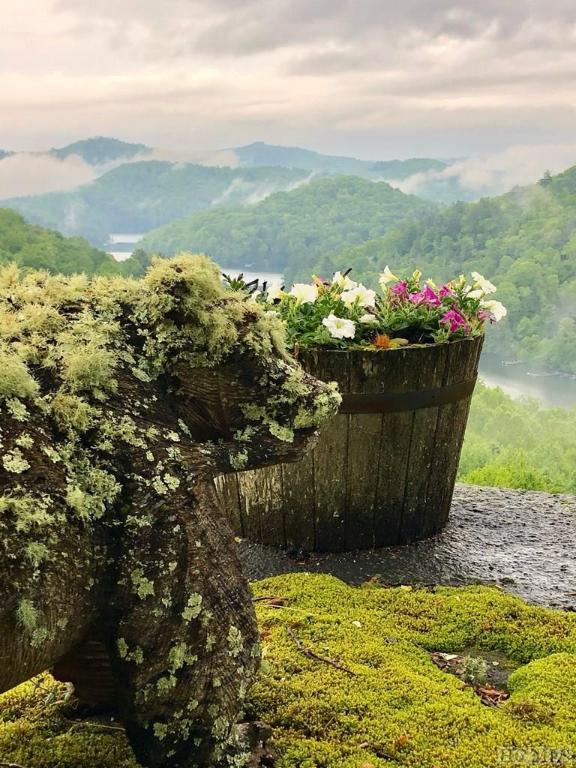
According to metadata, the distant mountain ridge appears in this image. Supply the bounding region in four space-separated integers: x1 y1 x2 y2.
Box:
233 141 447 180
0 136 462 232
50 136 152 166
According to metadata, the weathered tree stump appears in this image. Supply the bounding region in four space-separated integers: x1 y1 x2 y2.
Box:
0 255 339 768
217 336 483 551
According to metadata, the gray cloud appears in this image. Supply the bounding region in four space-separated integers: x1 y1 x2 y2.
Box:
388 144 576 199
0 153 96 198
54 0 576 56
2 0 576 161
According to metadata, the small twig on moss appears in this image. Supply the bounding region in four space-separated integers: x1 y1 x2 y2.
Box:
252 595 283 603
286 627 356 676
0 762 27 767
67 721 125 734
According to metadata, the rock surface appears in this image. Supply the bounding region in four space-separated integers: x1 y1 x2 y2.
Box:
238 484 576 609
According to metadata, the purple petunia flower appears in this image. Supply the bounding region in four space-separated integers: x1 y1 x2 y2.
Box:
439 284 455 298
390 280 408 297
441 308 470 333
408 285 441 307
478 309 495 323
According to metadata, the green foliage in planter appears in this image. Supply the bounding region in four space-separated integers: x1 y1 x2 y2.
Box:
2 574 576 768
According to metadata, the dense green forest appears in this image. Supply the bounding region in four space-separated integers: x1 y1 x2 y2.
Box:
3 162 309 244
0 208 122 275
460 382 576 493
141 176 436 271
294 168 576 371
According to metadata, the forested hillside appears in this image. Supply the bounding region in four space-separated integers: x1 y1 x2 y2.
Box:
0 208 120 274
141 176 436 272
3 162 309 245
303 168 576 371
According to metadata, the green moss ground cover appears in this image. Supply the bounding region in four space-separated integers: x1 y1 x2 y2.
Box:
1 574 575 768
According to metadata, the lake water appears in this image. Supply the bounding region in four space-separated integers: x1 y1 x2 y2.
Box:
107 248 576 409
109 233 145 245
478 355 576 408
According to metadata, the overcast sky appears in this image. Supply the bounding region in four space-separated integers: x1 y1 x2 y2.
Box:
2 0 576 159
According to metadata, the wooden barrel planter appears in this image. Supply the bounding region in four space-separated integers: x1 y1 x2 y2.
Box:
216 335 483 552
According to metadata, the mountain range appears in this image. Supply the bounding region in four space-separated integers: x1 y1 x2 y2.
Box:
0 137 451 244
0 136 574 372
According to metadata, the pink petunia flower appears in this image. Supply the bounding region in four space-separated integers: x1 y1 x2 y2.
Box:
478 309 495 323
441 308 470 333
390 281 408 297
409 285 441 307
439 285 455 298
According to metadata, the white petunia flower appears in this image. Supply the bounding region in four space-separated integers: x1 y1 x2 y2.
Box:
332 271 358 290
360 313 378 324
322 313 356 339
467 289 484 299
481 299 507 322
341 284 377 308
471 271 497 294
266 280 284 302
379 266 398 287
289 282 318 304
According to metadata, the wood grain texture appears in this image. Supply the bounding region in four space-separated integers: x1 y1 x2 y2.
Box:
304 350 350 552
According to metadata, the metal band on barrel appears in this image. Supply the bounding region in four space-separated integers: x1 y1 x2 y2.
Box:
339 377 478 415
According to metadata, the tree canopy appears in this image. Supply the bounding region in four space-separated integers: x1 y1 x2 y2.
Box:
0 208 119 275
141 175 436 273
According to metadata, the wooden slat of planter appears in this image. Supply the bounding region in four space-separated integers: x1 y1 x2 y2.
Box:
426 338 483 533
399 343 451 542
345 354 385 550
372 347 415 547
281 456 315 551
259 465 286 547
236 470 262 544
305 350 351 552
237 465 285 547
214 474 243 537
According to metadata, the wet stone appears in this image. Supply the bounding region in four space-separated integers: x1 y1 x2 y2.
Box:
237 484 576 609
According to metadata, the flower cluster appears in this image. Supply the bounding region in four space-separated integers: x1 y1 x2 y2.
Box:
250 267 507 350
